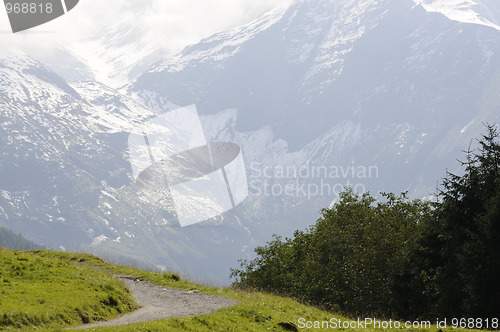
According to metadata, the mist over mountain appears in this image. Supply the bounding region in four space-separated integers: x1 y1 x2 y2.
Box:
1 0 499 284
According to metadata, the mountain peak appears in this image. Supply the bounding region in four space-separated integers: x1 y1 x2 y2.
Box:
152 6 288 74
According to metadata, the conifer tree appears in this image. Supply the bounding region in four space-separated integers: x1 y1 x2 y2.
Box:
412 124 500 318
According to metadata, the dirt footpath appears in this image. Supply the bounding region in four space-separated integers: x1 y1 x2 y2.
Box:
73 275 236 329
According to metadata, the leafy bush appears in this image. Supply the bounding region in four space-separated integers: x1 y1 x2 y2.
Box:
232 189 432 317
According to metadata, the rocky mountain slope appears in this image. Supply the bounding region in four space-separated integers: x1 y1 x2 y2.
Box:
1 0 500 284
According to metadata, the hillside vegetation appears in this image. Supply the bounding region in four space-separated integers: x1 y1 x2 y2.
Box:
0 248 489 332
0 249 136 330
1 126 497 331
232 125 500 321
0 227 44 250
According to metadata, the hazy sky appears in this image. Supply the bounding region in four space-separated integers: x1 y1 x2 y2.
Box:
0 0 294 55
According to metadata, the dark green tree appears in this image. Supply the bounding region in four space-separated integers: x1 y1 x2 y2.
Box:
232 124 499 320
405 124 500 319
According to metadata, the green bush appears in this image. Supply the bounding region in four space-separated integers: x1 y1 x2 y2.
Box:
232 189 433 317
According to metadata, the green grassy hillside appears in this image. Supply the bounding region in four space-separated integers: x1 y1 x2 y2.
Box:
0 248 491 331
0 249 135 330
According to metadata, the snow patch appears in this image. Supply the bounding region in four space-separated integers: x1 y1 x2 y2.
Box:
415 0 500 31
0 206 8 220
91 235 108 246
461 120 474 133
1 190 11 200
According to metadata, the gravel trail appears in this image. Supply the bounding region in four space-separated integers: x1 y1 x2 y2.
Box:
73 275 236 329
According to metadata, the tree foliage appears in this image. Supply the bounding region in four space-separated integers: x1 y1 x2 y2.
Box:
232 124 500 320
0 227 44 250
232 189 432 317
402 124 500 319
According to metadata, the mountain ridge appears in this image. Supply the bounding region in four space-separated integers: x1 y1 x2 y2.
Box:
1 0 500 284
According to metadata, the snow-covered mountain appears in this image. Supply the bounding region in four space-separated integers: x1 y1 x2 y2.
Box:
133 0 500 192
0 51 257 282
1 0 500 284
